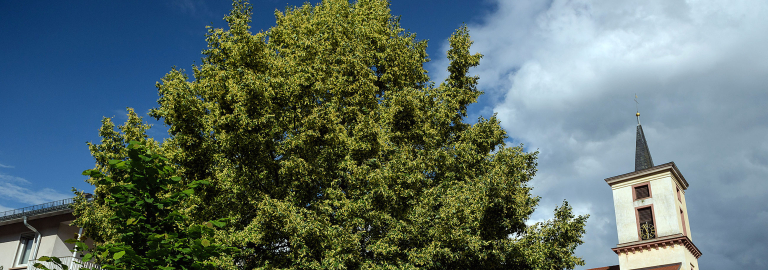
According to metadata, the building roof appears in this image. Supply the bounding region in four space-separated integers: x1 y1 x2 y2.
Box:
632 262 682 270
635 124 654 171
604 162 689 189
586 265 619 270
587 263 681 270
0 197 75 226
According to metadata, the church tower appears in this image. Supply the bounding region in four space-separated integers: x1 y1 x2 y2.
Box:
603 112 701 270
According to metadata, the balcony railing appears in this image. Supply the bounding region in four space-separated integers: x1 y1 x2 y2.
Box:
29 256 101 270
0 198 75 222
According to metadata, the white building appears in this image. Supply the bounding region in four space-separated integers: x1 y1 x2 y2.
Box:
588 113 702 270
0 197 96 270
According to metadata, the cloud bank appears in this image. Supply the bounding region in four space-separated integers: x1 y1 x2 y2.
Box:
0 172 71 211
430 0 768 268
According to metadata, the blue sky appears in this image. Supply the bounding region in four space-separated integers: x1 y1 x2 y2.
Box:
3 0 768 269
0 0 493 208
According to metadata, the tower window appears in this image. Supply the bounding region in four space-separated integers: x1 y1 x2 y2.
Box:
637 206 655 240
681 209 687 236
633 183 651 200
677 187 682 202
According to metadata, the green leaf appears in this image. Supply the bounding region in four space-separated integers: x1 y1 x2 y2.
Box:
201 239 210 247
127 218 136 225
82 253 93 262
182 189 194 195
210 220 225 228
113 250 126 260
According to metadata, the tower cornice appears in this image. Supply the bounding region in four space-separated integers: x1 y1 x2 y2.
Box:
611 234 702 259
605 162 689 190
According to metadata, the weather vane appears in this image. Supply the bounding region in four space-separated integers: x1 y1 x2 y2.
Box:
635 94 640 125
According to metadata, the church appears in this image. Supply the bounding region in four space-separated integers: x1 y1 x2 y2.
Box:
588 113 702 270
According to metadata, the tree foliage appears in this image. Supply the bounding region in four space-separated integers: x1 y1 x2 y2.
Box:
72 108 163 245
77 0 588 269
48 142 234 270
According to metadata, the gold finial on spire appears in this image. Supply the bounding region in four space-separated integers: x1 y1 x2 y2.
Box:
635 94 641 125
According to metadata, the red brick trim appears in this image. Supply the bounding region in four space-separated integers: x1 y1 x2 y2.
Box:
632 182 653 201
635 204 658 241
611 235 702 259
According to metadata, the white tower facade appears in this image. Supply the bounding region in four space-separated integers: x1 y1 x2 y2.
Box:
605 163 701 270
601 116 701 270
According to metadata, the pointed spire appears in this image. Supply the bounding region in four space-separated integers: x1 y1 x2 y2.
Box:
635 112 654 171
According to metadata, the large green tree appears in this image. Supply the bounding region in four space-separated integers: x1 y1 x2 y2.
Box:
80 0 588 269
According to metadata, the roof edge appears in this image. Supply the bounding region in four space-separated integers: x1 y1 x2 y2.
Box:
631 262 682 270
605 162 689 189
0 208 73 226
612 234 701 259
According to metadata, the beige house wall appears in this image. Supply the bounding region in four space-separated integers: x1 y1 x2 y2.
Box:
0 223 30 269
35 221 81 258
54 221 81 257
0 213 79 269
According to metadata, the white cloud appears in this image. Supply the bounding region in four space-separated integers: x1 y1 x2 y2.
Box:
0 163 14 168
0 174 70 206
429 0 768 268
0 173 30 184
167 0 217 19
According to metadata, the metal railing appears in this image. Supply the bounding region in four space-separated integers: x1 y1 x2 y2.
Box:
29 256 101 270
0 198 75 222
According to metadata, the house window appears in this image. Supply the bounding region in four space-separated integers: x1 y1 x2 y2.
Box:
633 183 651 200
637 206 655 240
15 234 35 266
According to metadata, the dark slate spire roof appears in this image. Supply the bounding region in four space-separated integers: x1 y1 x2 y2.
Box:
635 121 654 171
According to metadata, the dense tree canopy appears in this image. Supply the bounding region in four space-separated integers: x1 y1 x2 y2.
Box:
76 0 588 269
